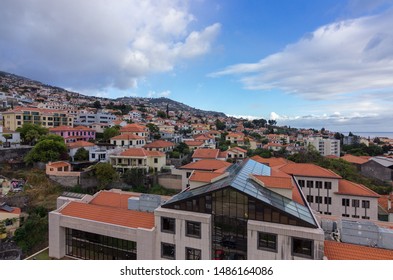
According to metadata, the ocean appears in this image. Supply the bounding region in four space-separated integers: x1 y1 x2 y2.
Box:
340 132 393 139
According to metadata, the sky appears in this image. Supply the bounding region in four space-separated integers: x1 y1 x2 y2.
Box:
1 0 393 133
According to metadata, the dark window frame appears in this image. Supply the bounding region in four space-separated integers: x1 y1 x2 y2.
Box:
185 247 201 260
185 220 201 239
161 242 175 260
161 217 176 234
292 237 313 259
257 232 277 252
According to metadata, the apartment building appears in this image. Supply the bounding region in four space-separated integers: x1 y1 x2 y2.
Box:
306 137 340 157
74 111 116 125
49 125 96 143
279 163 379 220
110 148 166 173
2 107 73 130
49 159 325 260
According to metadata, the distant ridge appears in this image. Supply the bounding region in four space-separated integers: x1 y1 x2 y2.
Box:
0 70 226 117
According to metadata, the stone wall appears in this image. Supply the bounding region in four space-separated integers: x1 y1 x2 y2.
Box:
48 171 98 188
157 174 182 190
0 147 32 163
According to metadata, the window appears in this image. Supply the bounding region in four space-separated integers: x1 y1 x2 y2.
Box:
185 247 201 260
362 216 370 220
324 182 332 189
306 195 313 203
352 199 359 207
292 238 313 258
324 212 331 215
5 219 13 226
298 180 305 188
316 181 322 189
324 197 332 205
306 181 314 188
161 242 175 259
315 196 322 203
342 214 350 217
16 115 21 119
186 221 201 238
161 217 175 234
258 232 277 252
154 158 158 164
186 172 192 178
342 198 350 207
362 200 370 209
352 215 359 218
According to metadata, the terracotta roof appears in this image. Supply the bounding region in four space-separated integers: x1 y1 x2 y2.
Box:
0 206 21 215
47 161 70 168
325 155 339 159
192 149 220 159
5 106 66 114
120 124 147 133
60 201 154 229
181 159 232 171
279 163 342 179
324 240 393 260
292 185 305 206
184 140 204 147
341 154 369 165
189 171 226 183
251 156 291 167
143 140 174 149
252 175 293 189
89 191 135 209
67 141 95 149
218 151 228 158
378 194 393 213
336 179 380 198
111 134 145 140
228 146 247 153
119 148 165 157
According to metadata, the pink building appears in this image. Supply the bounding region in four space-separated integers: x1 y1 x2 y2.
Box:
49 125 96 143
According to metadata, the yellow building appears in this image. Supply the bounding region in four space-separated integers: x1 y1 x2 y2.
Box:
2 106 74 131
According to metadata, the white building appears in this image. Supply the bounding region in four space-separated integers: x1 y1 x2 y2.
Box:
49 159 325 260
306 137 340 157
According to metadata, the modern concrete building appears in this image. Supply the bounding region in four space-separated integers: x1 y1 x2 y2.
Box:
49 159 325 260
306 137 340 157
2 106 73 130
74 111 117 125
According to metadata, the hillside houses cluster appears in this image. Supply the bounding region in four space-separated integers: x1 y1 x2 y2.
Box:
2 72 393 260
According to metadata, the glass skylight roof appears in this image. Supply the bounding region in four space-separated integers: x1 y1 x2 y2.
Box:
163 159 317 227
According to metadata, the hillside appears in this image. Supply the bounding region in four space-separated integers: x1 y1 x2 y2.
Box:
0 70 226 117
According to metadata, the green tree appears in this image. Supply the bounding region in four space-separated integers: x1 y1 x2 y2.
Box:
103 126 120 142
93 100 102 109
94 163 119 188
13 206 48 254
24 135 68 164
17 123 48 145
74 147 89 161
174 142 190 155
268 119 277 126
157 111 167 118
215 119 226 130
123 169 144 187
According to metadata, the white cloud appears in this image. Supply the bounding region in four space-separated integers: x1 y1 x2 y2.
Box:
0 0 220 92
147 90 171 98
210 9 393 100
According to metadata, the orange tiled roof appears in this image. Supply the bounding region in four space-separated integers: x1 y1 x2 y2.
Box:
184 140 204 147
189 171 225 183
292 185 305 206
341 154 369 165
119 148 165 157
324 240 393 260
252 175 293 189
120 124 147 133
60 201 154 229
228 146 247 153
5 106 66 114
47 161 70 168
67 141 95 149
251 156 291 167
144 140 174 149
0 207 21 215
192 149 220 159
336 179 380 198
181 159 232 171
89 191 135 209
378 194 393 213
279 163 342 179
111 134 145 140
